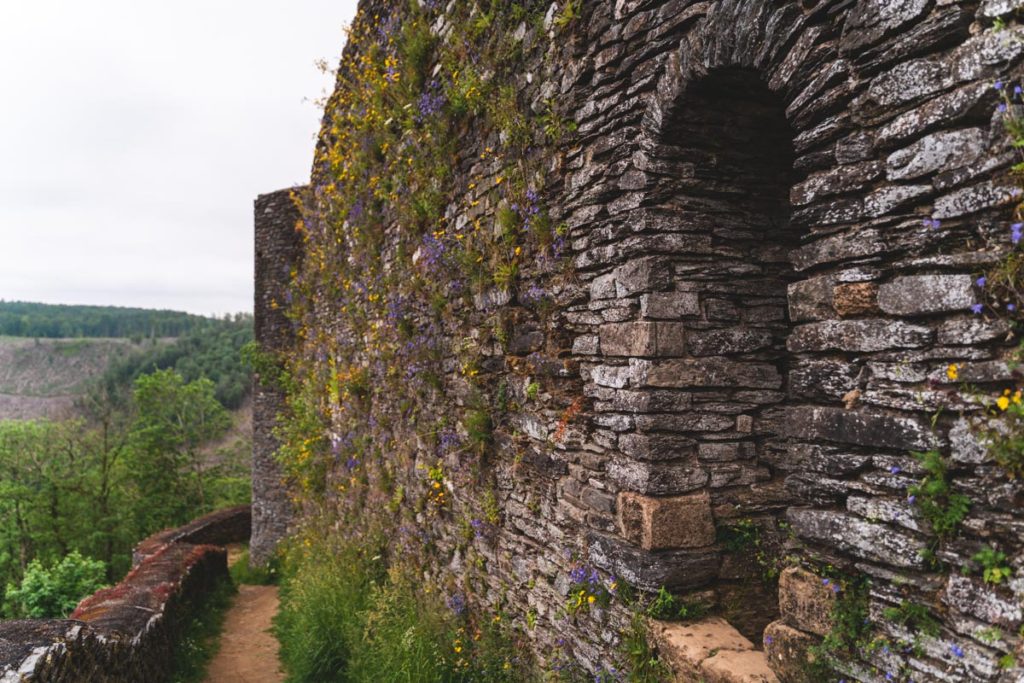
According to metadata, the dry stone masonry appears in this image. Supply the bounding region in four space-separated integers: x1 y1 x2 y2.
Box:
254 0 1024 680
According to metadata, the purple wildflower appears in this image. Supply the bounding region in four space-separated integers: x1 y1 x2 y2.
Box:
995 80 1005 90
976 276 987 287
890 466 902 475
999 102 1009 114
447 593 467 616
950 643 965 658
972 303 985 315
908 494 916 505
1012 223 1023 245
923 218 942 230
1008 303 1018 311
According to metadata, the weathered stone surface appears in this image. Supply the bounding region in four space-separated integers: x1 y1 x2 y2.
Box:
686 327 774 357
613 257 672 297
886 128 988 181
788 320 933 352
778 567 837 636
640 291 701 319
933 181 1021 219
788 509 926 568
788 276 835 322
608 457 709 496
618 491 715 550
252 189 301 567
648 617 753 681
618 433 696 461
781 406 940 451
943 574 1023 629
877 275 978 315
763 621 817 683
833 282 879 317
701 649 780 683
842 0 931 53
588 532 718 591
949 418 991 465
600 321 687 357
645 358 782 389
938 318 1011 345
979 0 1024 19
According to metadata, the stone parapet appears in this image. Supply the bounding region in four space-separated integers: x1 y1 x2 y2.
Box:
0 506 251 682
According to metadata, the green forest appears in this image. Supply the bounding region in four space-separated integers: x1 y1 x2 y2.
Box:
0 301 218 339
0 305 255 619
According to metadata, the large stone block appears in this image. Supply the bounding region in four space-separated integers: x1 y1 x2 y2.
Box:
841 0 931 53
832 282 878 317
608 458 709 496
701 649 781 683
613 257 672 297
788 276 835 322
877 275 977 315
787 509 926 569
886 128 987 181
645 358 783 389
618 433 697 461
687 327 774 357
648 617 755 681
618 491 715 550
599 321 687 357
587 532 718 592
788 320 932 352
763 621 818 683
780 406 940 451
778 567 836 637
943 574 1023 629
641 291 701 319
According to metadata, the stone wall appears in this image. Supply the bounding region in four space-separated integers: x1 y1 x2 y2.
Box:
251 190 303 566
256 1 1024 680
0 506 250 682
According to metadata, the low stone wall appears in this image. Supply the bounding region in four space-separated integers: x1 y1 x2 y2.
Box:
0 506 251 683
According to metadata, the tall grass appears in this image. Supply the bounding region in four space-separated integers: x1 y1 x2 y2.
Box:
273 526 534 683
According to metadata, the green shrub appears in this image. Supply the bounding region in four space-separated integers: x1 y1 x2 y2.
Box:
969 546 1014 585
5 551 107 618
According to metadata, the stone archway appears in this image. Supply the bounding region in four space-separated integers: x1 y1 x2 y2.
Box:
647 66 801 639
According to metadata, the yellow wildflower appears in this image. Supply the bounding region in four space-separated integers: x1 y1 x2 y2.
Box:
997 395 1011 411
946 364 959 381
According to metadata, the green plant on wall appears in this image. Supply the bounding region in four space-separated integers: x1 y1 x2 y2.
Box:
967 546 1014 585
907 450 970 539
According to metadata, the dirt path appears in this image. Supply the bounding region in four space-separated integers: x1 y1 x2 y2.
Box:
203 584 284 683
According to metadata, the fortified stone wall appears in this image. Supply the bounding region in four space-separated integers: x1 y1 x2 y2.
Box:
257 1 1024 680
251 190 303 566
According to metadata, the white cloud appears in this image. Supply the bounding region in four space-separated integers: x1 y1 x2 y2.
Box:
0 0 359 315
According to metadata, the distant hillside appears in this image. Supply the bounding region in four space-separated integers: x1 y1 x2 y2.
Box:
0 301 213 338
0 303 255 420
0 336 166 419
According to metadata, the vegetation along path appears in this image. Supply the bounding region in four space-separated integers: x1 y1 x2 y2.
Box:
203 584 283 683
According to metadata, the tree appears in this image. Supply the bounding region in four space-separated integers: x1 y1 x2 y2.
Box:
128 369 231 533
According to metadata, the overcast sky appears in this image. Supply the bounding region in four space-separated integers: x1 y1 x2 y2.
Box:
0 1 359 316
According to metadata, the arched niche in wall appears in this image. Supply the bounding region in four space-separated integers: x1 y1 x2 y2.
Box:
654 67 802 638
